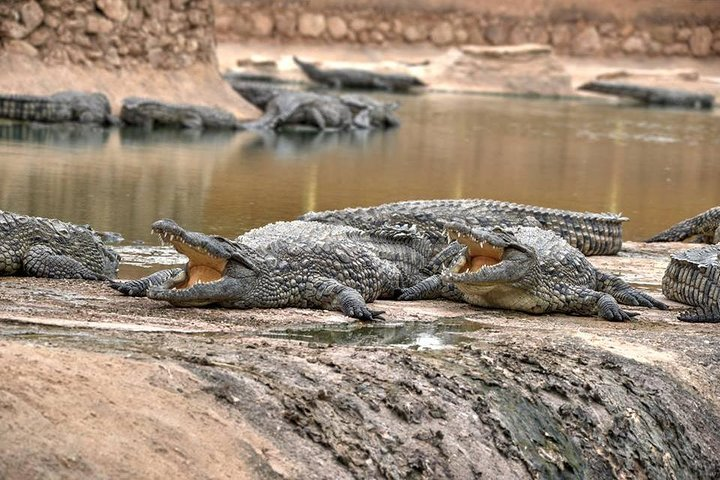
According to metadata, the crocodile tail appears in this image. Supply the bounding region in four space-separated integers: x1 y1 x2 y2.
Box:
0 94 73 122
677 305 720 323
647 207 720 243
293 56 324 81
535 211 626 256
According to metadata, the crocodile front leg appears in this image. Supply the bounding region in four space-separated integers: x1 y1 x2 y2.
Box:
310 277 383 321
23 245 107 280
595 271 668 310
397 275 463 301
109 268 183 297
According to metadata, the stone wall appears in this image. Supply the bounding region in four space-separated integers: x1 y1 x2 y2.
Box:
214 0 720 58
0 0 217 69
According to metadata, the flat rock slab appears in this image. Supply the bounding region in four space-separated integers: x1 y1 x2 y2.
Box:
1 241 719 479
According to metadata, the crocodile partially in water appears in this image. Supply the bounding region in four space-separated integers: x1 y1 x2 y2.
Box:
110 219 443 320
0 211 120 280
299 199 627 256
294 56 426 92
119 97 241 130
399 223 667 321
0 91 117 125
647 206 720 244
662 245 719 322
578 81 715 109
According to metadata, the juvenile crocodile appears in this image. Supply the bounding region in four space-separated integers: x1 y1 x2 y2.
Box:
299 199 627 256
120 97 240 130
0 211 120 280
662 245 720 322
233 84 400 129
294 57 426 91
578 81 715 109
110 219 442 320
647 206 720 244
399 223 667 321
0 91 117 125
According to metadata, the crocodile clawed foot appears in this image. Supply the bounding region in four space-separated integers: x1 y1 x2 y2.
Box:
108 279 147 297
598 295 640 322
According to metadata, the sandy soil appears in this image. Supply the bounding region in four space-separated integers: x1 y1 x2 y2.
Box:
1 241 720 479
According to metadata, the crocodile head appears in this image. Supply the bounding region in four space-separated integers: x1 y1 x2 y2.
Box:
442 223 539 307
146 219 264 307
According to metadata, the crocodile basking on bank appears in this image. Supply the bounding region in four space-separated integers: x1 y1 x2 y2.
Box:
661 245 719 322
578 81 715 110
0 211 120 280
120 97 241 130
110 219 444 320
294 56 426 92
399 223 667 321
647 206 720 244
0 91 117 125
300 199 627 256
236 87 399 131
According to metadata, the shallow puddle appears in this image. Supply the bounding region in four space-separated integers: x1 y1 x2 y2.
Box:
260 317 492 349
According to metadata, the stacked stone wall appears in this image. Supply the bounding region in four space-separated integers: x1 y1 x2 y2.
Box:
0 0 217 69
214 0 720 58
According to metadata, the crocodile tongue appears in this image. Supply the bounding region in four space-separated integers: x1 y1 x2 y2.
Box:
156 232 228 289
446 230 504 273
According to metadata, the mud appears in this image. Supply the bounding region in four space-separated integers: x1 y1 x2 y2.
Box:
1 242 719 479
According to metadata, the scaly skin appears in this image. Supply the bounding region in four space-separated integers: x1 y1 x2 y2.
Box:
294 56 426 92
578 81 715 109
299 199 627 256
0 91 116 125
400 223 667 321
120 97 240 130
662 245 720 322
232 83 400 130
0 211 120 280
647 207 720 244
110 220 442 320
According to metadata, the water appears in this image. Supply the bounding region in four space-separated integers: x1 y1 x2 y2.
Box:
1 93 718 273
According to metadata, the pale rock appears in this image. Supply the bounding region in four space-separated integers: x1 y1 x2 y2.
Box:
274 12 296 36
663 43 689 55
298 13 325 37
430 22 453 46
5 39 38 56
20 1 44 31
676 28 692 41
187 9 205 27
1 21 29 40
28 26 53 46
43 14 60 29
455 29 469 44
508 24 527 45
550 24 572 47
689 26 713 56
327 16 347 39
484 24 507 45
251 12 273 36
648 25 675 44
621 36 645 54
403 25 426 43
86 14 115 34
96 0 129 22
572 26 602 55
350 18 367 32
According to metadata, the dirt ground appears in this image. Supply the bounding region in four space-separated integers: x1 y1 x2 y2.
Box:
2 241 720 479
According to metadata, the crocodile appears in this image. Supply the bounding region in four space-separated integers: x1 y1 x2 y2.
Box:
110 219 445 320
0 91 117 125
119 97 240 130
234 86 400 131
578 81 715 110
399 223 667 321
661 245 720 322
299 199 627 256
0 211 120 280
647 206 720 244
294 56 426 91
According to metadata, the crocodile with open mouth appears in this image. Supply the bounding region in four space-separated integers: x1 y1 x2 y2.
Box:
110 219 446 320
0 210 120 280
661 245 719 322
399 223 667 321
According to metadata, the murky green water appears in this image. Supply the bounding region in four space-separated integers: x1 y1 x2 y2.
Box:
1 93 718 277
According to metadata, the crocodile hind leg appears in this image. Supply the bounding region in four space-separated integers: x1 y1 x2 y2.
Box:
23 245 107 280
310 277 383 320
557 285 640 321
109 268 183 297
678 305 720 323
595 271 668 310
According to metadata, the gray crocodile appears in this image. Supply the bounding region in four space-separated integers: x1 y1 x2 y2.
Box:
0 211 120 280
110 219 445 320
233 83 400 130
647 206 720 244
0 91 117 125
294 56 426 92
399 223 667 321
578 81 715 109
119 97 240 130
299 199 627 256
661 245 719 322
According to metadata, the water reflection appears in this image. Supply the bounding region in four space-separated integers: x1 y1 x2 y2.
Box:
0 121 110 148
0 94 718 246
